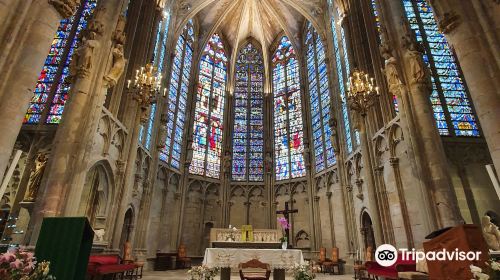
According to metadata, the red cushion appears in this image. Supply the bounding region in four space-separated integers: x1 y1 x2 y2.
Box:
95 264 136 274
89 255 121 265
366 253 417 279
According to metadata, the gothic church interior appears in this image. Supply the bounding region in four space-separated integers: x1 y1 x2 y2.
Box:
0 0 499 278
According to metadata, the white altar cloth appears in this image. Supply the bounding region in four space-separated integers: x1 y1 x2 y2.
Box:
203 248 304 269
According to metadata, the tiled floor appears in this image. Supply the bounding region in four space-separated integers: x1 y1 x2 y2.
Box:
142 270 354 279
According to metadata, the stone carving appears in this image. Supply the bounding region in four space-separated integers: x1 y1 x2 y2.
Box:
25 154 48 202
49 0 80 18
223 151 232 174
157 124 167 149
328 115 339 153
104 44 126 87
401 20 431 87
94 228 105 242
70 31 100 78
437 11 460 34
379 26 404 97
113 15 127 45
88 6 105 35
264 152 273 174
481 215 500 251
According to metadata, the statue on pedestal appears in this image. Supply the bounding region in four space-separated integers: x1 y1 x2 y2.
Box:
104 44 126 87
481 215 500 251
25 154 48 202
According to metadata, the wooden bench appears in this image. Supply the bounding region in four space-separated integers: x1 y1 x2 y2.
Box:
87 254 138 280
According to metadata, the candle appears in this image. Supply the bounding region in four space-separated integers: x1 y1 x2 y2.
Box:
127 80 131 89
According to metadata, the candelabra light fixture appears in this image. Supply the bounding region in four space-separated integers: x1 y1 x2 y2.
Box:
127 63 165 122
346 69 379 115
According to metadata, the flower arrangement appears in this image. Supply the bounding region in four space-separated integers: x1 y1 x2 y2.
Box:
187 265 219 280
227 225 238 241
277 217 289 243
0 246 55 280
288 261 315 280
470 258 500 280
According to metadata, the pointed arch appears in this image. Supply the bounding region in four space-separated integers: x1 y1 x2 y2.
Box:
189 33 228 179
231 41 265 182
160 20 195 167
305 21 337 172
272 36 306 181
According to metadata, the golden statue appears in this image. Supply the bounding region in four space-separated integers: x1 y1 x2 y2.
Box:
25 154 48 202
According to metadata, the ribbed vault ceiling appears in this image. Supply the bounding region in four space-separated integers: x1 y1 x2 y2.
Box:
175 0 328 51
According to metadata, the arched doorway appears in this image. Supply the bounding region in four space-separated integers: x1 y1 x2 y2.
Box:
119 208 135 255
361 211 376 252
79 162 112 230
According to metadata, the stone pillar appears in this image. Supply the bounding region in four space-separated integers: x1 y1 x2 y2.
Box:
401 28 462 228
357 116 383 245
0 0 80 190
428 0 500 177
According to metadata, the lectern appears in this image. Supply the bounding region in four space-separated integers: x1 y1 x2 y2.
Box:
423 225 488 279
35 217 94 280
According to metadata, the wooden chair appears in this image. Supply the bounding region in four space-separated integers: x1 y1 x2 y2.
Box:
354 247 373 280
238 259 271 280
175 244 192 269
323 247 344 275
317 247 327 273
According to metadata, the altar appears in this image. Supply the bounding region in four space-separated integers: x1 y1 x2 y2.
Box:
203 248 305 280
210 228 282 249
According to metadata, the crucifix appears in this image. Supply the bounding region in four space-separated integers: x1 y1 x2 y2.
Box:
276 201 298 245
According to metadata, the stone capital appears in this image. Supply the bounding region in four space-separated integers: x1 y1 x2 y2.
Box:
436 11 461 34
49 0 80 18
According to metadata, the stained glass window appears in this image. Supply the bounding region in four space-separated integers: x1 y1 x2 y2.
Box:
189 34 228 178
232 43 265 182
139 10 171 150
160 20 194 168
305 22 336 172
402 0 479 136
370 0 399 113
272 36 306 181
24 0 98 124
330 8 354 154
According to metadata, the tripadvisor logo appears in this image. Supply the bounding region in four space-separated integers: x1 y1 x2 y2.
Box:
374 244 482 267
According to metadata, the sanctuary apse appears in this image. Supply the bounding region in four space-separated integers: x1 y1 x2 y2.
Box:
0 0 499 270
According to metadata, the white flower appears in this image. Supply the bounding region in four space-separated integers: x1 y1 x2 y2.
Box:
474 272 490 280
489 260 500 271
470 265 482 273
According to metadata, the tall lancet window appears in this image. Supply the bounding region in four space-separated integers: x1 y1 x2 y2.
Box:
190 34 228 178
272 36 306 181
402 0 479 137
139 9 172 150
24 0 98 124
160 20 194 168
232 43 265 182
305 22 336 172
329 6 354 154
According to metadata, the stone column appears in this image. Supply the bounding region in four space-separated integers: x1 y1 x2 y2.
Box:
428 0 500 177
357 116 383 245
401 27 461 228
0 0 80 190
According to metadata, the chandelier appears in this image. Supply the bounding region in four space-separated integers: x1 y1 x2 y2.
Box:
347 69 379 115
127 63 164 122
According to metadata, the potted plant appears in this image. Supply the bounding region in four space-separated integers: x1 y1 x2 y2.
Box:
187 265 219 280
470 258 500 280
288 261 315 280
0 246 55 280
277 217 290 249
